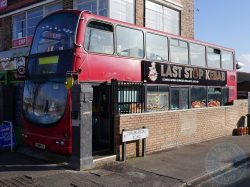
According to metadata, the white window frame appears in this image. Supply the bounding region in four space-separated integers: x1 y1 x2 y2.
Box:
109 0 135 24
145 0 180 35
74 0 135 24
74 0 110 16
12 1 62 46
12 12 27 40
27 8 43 37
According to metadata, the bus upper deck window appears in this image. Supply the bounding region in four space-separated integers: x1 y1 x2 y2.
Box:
146 33 168 61
84 21 114 54
222 50 234 70
207 47 221 69
116 26 144 59
30 13 78 54
170 39 188 65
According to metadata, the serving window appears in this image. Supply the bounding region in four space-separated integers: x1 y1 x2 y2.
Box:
207 87 221 107
170 87 189 110
221 87 229 106
144 84 229 113
191 87 206 108
146 85 169 111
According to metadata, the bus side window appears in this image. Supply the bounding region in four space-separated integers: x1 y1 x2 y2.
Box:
170 39 189 65
84 21 114 54
207 47 221 69
146 33 168 61
222 50 234 70
116 26 144 59
190 43 206 67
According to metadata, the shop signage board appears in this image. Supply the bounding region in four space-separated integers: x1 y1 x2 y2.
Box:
122 128 148 142
0 0 7 10
142 61 227 86
0 56 25 71
0 122 16 150
12 36 32 48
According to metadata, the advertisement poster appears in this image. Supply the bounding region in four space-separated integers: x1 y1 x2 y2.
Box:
0 57 25 71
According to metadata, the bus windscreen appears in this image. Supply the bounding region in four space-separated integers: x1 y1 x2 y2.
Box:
30 12 78 55
28 12 78 76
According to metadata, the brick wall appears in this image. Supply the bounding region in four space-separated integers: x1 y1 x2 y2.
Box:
135 0 144 26
180 0 194 38
114 100 248 159
1 16 12 50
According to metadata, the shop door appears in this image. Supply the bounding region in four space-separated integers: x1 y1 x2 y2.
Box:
92 84 113 153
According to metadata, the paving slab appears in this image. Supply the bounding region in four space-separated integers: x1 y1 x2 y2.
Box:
0 136 250 186
124 136 250 185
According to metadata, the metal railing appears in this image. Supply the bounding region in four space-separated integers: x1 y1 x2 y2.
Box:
111 79 145 114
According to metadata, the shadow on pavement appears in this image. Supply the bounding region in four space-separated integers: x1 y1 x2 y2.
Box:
0 150 67 172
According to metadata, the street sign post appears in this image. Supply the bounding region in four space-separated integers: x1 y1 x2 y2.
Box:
122 127 148 161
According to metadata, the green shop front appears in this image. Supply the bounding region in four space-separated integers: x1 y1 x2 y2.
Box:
0 56 26 145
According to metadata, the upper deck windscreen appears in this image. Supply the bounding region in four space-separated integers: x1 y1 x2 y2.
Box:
30 12 78 55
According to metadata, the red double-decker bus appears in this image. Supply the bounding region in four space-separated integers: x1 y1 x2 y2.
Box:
21 10 236 155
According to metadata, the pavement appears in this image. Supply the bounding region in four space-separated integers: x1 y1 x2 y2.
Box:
0 135 250 187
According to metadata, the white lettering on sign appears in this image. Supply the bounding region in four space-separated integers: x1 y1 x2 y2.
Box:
122 128 148 142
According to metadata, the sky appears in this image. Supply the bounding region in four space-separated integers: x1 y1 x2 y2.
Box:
194 0 250 72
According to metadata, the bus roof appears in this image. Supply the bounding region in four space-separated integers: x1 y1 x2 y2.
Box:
46 9 234 53
80 11 234 53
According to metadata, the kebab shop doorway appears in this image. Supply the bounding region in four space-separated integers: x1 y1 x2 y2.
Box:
92 83 114 154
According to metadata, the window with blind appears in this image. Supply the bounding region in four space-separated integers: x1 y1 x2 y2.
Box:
145 0 180 35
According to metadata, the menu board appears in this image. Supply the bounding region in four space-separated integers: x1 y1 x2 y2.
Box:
0 123 16 150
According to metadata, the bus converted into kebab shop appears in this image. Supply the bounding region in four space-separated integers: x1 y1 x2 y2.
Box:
0 0 247 169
